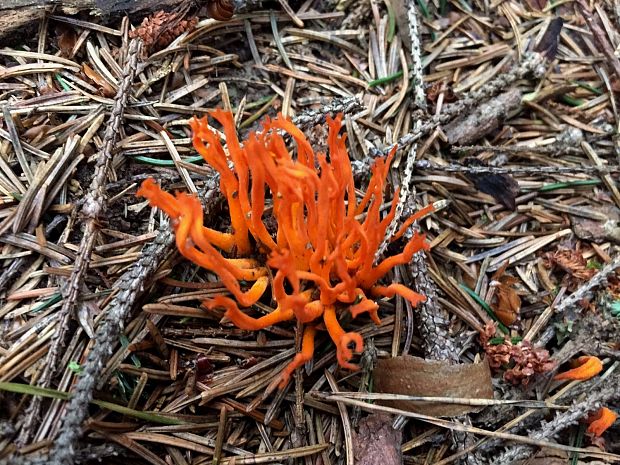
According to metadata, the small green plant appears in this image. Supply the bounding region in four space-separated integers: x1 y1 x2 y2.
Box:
554 320 574 345
609 300 620 319
68 361 82 374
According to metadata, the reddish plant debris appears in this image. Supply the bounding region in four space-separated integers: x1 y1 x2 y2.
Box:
195 355 214 383
554 355 603 381
206 0 234 21
137 110 432 389
544 247 596 289
426 81 457 107
605 274 620 301
129 10 198 52
480 323 555 386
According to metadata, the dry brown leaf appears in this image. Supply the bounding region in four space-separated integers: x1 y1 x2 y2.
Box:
22 125 52 141
534 17 563 60
82 64 116 98
374 356 494 417
464 158 520 211
56 25 78 58
526 0 548 10
490 262 521 326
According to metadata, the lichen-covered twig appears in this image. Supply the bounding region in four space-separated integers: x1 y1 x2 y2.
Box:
528 254 620 345
489 370 619 465
369 51 547 160
382 20 550 464
414 161 620 175
351 159 620 179
452 144 584 156
377 0 424 259
442 52 545 118
15 38 142 447
3 225 175 465
45 227 174 465
378 3 470 459
356 1 461 368
292 96 363 130
407 254 460 363
395 0 460 366
64 37 142 333
407 2 425 109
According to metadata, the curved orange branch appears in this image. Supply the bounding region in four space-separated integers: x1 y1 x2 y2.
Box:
137 178 182 219
359 232 429 287
278 325 317 388
190 116 251 254
392 204 435 241
586 407 617 437
371 283 427 308
205 295 294 330
350 298 380 324
554 356 603 381
323 304 363 371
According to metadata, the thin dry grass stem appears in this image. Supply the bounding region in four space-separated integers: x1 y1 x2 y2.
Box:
325 370 354 465
323 395 620 462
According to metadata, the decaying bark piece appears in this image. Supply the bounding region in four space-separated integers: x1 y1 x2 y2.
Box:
353 413 403 465
572 205 620 244
444 88 522 146
0 0 178 45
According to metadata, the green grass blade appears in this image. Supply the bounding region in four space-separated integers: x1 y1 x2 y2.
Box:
459 284 510 334
0 382 185 425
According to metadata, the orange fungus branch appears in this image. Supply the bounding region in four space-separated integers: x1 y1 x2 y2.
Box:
554 356 603 381
586 407 617 437
137 110 433 388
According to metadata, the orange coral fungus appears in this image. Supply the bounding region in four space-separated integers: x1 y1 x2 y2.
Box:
553 355 603 381
586 407 618 437
137 109 433 388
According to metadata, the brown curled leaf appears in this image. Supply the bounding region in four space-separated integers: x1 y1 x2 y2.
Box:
490 262 521 326
374 355 494 417
82 64 116 97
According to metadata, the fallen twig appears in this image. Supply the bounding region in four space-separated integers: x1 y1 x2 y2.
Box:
16 38 142 447
489 370 619 464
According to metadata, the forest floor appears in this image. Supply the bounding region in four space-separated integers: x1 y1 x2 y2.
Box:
0 0 619 464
